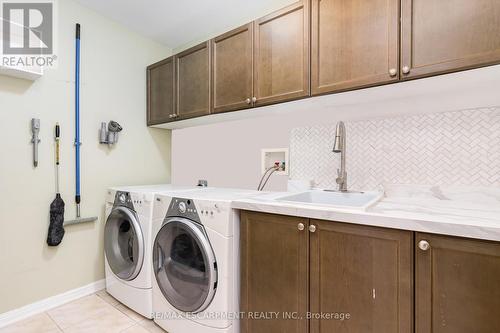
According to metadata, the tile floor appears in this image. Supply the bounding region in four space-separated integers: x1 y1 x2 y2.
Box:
0 290 166 333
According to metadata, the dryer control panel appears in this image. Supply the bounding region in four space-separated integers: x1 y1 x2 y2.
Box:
113 191 134 211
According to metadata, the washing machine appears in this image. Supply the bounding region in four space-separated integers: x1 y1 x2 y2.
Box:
104 184 203 318
151 188 262 333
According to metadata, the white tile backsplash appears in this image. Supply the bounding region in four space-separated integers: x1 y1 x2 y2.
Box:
290 107 500 190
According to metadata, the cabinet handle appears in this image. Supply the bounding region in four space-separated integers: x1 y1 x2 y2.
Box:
418 240 430 251
402 66 410 75
252 97 257 103
309 225 316 233
246 98 251 104
297 223 305 231
389 68 397 77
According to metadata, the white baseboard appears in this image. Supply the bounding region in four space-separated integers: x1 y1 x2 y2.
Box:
0 279 105 328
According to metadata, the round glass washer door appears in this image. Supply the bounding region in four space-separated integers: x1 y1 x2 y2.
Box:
104 206 144 281
153 217 217 313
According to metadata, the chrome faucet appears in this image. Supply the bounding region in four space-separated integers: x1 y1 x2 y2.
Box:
332 121 347 191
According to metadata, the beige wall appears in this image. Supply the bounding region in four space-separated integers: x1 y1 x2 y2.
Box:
171 65 500 191
0 0 171 313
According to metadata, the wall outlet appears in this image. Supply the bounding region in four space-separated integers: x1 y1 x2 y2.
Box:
261 148 289 176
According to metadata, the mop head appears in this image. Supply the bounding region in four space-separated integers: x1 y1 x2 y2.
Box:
47 194 65 246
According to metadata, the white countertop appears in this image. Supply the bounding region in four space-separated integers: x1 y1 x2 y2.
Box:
232 184 500 242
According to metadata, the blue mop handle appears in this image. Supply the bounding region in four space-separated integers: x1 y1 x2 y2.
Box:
75 23 81 206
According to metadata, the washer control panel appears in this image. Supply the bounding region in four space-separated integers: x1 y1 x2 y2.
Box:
198 202 230 223
196 201 234 236
178 201 187 213
199 203 220 217
166 197 201 223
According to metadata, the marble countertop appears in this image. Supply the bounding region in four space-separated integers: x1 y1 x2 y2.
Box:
233 184 500 242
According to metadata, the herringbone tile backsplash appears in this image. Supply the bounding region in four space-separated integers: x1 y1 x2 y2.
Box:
290 107 500 190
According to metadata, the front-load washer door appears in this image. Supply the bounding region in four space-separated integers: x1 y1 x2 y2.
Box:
153 217 217 314
105 206 144 281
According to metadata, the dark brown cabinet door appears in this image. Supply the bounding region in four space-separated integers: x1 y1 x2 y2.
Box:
415 233 500 333
253 0 310 107
240 211 309 333
212 24 253 114
175 42 211 119
310 220 413 333
401 0 500 79
311 0 400 95
147 57 175 125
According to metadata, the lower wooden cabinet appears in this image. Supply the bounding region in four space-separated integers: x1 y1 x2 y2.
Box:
240 211 413 333
310 220 413 333
240 211 309 333
241 212 500 333
415 233 500 333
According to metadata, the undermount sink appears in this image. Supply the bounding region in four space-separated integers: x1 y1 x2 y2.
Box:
275 190 383 210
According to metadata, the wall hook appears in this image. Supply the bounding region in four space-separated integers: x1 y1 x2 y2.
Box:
99 120 123 145
31 118 40 167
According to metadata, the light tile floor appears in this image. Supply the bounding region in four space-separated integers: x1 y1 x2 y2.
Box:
0 290 166 333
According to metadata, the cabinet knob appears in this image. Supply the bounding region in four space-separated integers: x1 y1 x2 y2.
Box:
418 240 430 251
297 223 305 231
389 68 397 77
402 66 410 75
246 98 251 104
252 97 257 103
309 225 316 233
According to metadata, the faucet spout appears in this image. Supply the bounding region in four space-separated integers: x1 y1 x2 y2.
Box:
333 121 347 191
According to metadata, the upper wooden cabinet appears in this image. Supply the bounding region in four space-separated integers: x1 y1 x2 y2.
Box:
176 41 211 119
211 24 253 114
401 0 500 79
310 220 413 333
147 0 500 126
311 0 400 95
253 1 310 107
147 57 175 125
240 211 309 333
415 233 500 333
